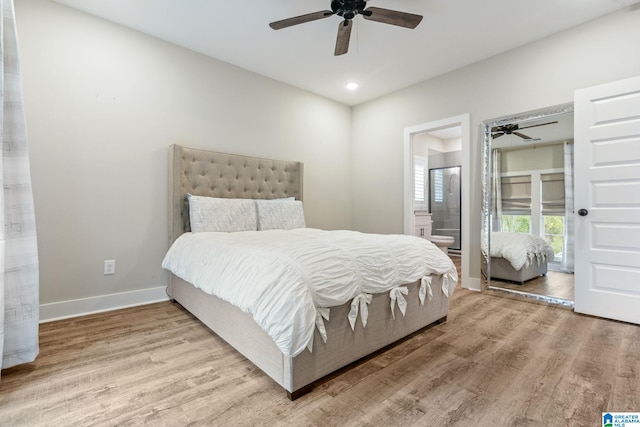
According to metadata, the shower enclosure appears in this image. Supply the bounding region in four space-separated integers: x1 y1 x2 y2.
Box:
429 166 461 251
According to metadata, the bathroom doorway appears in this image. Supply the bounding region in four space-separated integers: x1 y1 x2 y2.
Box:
403 113 477 290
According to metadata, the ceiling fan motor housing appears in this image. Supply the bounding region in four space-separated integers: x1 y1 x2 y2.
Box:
331 0 369 20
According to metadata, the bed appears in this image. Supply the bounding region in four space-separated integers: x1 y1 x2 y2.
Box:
163 144 458 399
490 232 555 284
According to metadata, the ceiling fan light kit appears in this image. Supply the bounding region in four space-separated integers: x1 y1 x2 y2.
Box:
269 1 423 56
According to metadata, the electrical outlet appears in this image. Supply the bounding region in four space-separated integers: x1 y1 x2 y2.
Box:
104 259 116 275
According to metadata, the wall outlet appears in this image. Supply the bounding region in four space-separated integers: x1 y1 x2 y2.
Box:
104 259 116 275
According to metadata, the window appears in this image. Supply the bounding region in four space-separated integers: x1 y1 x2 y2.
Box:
501 175 532 215
541 172 565 263
414 156 426 207
543 215 564 262
501 214 531 233
433 168 444 203
497 145 568 266
500 174 532 233
541 173 565 215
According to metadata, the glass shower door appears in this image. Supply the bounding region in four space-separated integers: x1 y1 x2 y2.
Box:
429 166 461 250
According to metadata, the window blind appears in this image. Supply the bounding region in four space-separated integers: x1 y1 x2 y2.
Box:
433 168 444 203
414 157 426 206
541 172 565 214
501 175 531 214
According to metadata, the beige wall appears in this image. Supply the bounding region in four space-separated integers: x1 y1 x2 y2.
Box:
16 0 352 306
351 7 640 284
501 143 565 173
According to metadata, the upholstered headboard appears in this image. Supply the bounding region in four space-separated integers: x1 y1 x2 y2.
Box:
168 144 304 245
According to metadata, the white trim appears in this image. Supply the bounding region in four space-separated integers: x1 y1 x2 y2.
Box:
403 114 476 291
39 286 170 323
466 277 481 291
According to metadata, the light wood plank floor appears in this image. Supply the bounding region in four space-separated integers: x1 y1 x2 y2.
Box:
490 270 575 301
2 264 639 426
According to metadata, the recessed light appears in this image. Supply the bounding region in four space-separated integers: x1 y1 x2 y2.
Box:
345 82 359 91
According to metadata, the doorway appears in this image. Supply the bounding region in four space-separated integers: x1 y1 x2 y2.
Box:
403 114 477 290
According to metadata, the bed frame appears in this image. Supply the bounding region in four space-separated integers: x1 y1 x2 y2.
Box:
167 144 450 399
490 256 548 284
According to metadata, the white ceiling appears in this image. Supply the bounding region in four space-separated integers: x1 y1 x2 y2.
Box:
52 0 637 106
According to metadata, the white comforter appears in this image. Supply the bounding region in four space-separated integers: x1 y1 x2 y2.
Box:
162 228 458 357
490 232 555 270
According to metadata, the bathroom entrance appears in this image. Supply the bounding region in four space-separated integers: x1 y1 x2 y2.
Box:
403 113 474 290
410 124 462 254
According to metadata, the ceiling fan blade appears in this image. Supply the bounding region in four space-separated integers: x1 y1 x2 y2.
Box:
492 133 505 139
518 120 558 130
513 131 533 140
269 10 334 30
362 7 423 29
335 20 352 56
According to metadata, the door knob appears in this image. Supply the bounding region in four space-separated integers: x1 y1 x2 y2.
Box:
578 208 589 216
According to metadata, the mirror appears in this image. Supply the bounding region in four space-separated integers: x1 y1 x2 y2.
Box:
481 103 575 306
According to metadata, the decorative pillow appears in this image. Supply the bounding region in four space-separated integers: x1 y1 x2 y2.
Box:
255 199 306 230
188 194 258 233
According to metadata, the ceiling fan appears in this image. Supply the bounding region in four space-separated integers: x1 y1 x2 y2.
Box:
269 1 423 56
491 121 558 140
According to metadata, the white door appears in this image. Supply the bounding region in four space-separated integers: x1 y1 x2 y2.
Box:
574 75 640 324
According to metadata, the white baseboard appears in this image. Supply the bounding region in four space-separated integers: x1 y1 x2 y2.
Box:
463 277 481 292
40 286 170 323
39 277 482 323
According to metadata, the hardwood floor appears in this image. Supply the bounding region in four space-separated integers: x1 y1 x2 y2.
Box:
490 269 575 301
2 261 638 426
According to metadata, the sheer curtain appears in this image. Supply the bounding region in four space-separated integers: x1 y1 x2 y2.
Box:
0 0 39 374
490 148 502 232
562 141 575 273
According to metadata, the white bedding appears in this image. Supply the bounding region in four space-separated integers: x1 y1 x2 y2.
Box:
490 232 555 270
162 228 458 358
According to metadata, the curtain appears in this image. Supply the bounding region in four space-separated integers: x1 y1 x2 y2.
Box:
0 0 39 373
490 148 502 231
562 142 575 273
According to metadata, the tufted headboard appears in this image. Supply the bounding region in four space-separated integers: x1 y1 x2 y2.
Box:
168 144 304 245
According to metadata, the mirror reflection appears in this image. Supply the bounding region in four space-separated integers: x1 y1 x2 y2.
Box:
482 105 575 305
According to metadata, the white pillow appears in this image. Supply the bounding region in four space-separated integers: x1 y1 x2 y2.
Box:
255 199 306 230
188 194 257 232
